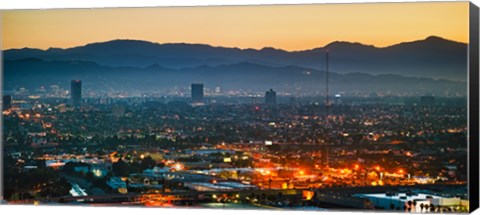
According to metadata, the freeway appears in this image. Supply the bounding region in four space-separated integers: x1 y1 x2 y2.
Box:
62 174 107 196
69 183 88 197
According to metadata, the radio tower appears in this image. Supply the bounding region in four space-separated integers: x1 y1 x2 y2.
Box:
325 50 330 115
324 50 330 169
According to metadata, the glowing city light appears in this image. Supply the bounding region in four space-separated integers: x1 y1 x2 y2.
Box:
174 163 183 171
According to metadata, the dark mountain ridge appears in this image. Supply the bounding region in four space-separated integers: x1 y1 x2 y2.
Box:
3 36 467 81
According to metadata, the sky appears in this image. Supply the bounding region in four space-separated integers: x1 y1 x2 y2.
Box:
1 1 469 51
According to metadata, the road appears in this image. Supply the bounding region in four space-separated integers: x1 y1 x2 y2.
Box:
61 173 106 196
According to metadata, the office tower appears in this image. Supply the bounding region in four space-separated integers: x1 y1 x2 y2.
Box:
191 83 204 103
71 80 82 107
265 89 277 105
214 86 221 94
3 95 12 110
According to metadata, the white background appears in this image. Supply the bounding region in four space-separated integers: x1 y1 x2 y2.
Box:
0 0 479 215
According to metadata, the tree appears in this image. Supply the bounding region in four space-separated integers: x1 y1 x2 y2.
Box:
63 162 90 174
39 177 70 198
86 171 94 179
156 162 165 168
140 156 157 170
112 158 130 177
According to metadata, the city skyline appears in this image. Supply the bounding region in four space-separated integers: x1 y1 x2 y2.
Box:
1 2 468 51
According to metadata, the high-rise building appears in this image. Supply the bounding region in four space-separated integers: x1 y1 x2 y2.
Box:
265 89 277 105
71 80 82 107
214 86 221 94
191 83 204 103
3 95 12 110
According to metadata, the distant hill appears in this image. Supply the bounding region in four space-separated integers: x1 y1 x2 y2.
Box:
3 36 467 81
3 58 466 97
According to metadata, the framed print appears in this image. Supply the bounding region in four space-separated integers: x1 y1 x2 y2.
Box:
1 1 479 213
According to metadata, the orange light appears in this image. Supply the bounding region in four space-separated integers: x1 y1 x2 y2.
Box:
375 166 381 171
354 164 359 170
299 170 305 175
174 163 183 171
302 190 315 200
398 169 404 174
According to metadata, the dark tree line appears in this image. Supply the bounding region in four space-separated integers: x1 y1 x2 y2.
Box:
3 156 70 200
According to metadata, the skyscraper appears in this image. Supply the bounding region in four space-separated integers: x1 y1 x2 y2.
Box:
265 89 277 105
3 95 12 110
71 80 82 107
191 83 204 104
214 86 221 94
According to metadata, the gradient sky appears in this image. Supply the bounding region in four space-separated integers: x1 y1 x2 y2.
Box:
1 1 469 51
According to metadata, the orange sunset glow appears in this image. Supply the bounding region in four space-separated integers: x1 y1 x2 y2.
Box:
1 2 469 51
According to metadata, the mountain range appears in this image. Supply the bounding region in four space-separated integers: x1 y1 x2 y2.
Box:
2 36 468 96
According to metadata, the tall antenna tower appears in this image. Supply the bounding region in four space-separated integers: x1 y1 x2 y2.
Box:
324 50 330 169
325 50 330 115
